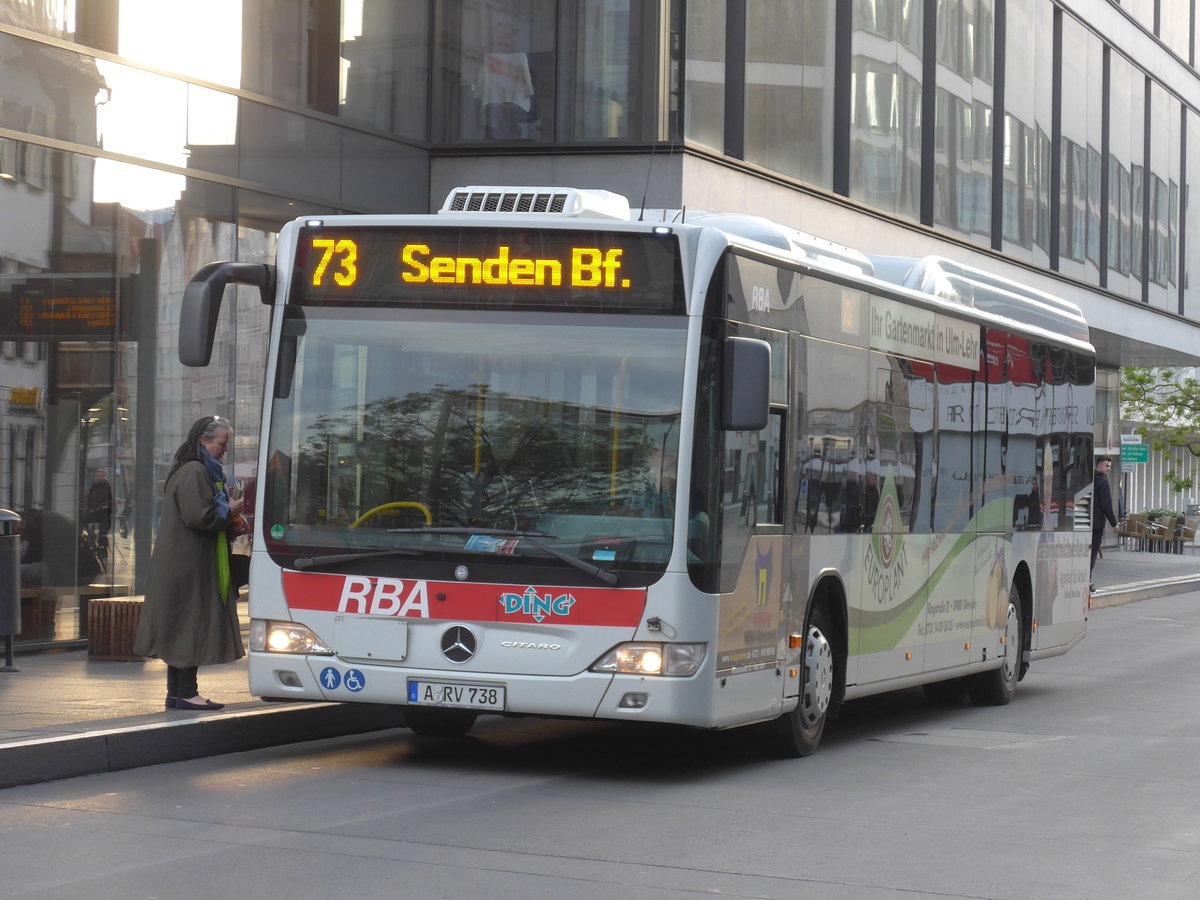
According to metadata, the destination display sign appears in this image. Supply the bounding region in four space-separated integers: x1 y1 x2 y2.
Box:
3 275 123 340
291 225 684 313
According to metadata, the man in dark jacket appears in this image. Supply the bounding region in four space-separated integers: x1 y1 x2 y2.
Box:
86 469 114 556
1091 455 1118 588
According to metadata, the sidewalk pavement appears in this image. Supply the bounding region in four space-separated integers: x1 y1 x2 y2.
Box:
2 544 1198 789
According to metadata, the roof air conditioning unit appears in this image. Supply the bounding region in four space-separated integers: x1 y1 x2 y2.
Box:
440 186 632 220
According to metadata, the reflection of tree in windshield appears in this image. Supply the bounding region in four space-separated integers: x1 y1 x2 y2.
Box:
294 384 666 530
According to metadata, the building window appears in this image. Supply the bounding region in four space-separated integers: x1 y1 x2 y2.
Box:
1106 51 1145 298
1121 0 1156 34
569 1 645 140
433 0 657 145
435 0 555 142
849 0 923 221
742 3 834 188
1184 111 1200 320
1147 81 1181 306
684 0 725 152
1159 0 1192 63
1001 0 1052 264
1057 15 1102 284
338 0 430 141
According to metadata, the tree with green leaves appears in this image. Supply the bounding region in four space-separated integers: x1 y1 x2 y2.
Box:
1121 367 1200 493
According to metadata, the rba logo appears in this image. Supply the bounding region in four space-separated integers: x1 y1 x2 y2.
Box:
749 284 772 312
500 586 577 622
337 577 429 617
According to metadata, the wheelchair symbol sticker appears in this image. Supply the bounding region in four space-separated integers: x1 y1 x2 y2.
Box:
344 669 365 692
319 666 341 690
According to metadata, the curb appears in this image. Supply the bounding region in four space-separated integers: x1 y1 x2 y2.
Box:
0 702 406 789
1090 577 1200 609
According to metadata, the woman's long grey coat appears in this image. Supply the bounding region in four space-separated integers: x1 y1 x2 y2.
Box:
132 461 245 668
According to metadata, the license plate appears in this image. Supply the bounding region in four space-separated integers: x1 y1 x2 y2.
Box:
407 680 506 710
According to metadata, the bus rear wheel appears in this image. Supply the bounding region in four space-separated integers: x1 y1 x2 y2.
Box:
767 602 835 758
404 706 478 738
967 583 1024 706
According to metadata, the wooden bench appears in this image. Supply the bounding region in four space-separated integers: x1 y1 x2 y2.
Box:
17 587 58 641
73 583 132 637
87 596 145 660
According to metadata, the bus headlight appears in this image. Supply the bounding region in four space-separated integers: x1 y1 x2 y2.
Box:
250 619 333 655
590 642 706 677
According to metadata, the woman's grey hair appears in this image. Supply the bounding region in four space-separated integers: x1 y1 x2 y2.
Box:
166 415 233 484
200 415 231 440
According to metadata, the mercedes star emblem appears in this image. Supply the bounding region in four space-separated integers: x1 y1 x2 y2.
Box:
441 625 477 663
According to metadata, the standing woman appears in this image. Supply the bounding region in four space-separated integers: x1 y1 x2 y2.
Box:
134 415 246 710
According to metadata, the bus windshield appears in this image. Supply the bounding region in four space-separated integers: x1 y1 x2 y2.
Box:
262 308 688 579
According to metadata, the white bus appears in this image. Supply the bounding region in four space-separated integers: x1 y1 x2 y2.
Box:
180 186 1093 756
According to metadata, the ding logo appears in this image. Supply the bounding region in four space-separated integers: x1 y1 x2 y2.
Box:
499 586 578 623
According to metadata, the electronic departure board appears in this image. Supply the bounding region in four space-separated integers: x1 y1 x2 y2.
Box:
2 275 127 341
290 225 685 314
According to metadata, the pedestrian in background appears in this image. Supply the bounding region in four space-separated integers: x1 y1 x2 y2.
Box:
86 468 113 557
1090 455 1118 591
133 415 246 710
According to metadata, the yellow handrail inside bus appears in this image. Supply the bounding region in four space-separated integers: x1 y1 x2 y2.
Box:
351 501 433 528
610 358 627 503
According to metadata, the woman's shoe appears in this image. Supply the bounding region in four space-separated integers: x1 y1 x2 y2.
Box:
174 697 225 710
165 696 177 709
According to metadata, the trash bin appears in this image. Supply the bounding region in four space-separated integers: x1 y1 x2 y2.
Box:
0 509 20 637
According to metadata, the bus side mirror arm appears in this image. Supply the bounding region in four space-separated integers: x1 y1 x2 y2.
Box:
179 262 277 367
721 336 771 431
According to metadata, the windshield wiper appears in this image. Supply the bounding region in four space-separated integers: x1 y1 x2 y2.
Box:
292 547 421 570
387 526 620 586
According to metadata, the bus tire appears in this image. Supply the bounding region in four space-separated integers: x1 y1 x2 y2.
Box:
767 601 836 758
966 582 1024 706
404 707 478 738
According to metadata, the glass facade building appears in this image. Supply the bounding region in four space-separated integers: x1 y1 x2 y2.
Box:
3 0 1199 644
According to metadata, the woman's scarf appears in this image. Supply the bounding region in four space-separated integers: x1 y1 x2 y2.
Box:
200 448 232 603
200 449 230 518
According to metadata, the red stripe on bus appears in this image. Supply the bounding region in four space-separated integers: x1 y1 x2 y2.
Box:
282 571 647 627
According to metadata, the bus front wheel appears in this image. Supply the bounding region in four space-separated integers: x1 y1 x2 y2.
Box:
767 601 836 758
966 583 1024 706
403 706 478 738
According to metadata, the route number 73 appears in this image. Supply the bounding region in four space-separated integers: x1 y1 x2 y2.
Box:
310 238 358 287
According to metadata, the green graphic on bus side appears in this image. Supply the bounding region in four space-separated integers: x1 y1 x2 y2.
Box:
854 494 1016 655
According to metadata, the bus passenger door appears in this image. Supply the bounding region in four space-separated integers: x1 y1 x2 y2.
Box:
972 352 1010 667
923 364 977 674
854 352 928 685
715 411 788 687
